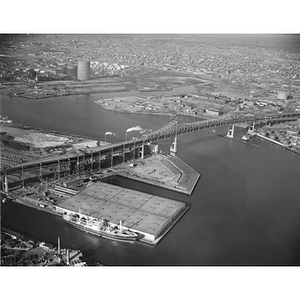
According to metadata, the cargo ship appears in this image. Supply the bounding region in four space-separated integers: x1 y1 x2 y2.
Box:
63 212 138 243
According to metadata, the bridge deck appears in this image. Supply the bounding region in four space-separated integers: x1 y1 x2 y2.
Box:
3 112 300 175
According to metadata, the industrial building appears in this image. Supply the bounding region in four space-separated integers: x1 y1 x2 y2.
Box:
56 65 67 75
277 91 287 100
205 108 223 117
77 61 90 80
66 65 77 79
55 181 188 244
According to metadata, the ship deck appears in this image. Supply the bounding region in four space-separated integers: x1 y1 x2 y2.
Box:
57 181 187 244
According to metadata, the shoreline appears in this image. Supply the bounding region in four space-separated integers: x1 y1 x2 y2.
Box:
2 122 101 141
7 196 190 247
115 154 200 195
8 87 133 100
1 81 179 101
95 102 206 120
1 213 89 266
251 132 300 155
5 153 200 246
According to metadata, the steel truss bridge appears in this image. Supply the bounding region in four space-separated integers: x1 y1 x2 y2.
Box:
2 112 300 190
141 112 300 143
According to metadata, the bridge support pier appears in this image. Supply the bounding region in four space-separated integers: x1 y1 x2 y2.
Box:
170 135 178 156
57 161 61 180
68 158 71 177
226 125 235 138
98 152 101 172
248 122 256 133
77 156 80 176
123 144 125 163
4 175 9 193
111 148 114 167
140 143 144 159
39 163 43 181
21 166 24 188
90 153 93 172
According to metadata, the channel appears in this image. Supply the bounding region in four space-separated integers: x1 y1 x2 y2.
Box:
1 91 300 265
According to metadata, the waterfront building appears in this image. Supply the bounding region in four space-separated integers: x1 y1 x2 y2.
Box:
66 65 77 79
55 182 187 244
205 108 223 117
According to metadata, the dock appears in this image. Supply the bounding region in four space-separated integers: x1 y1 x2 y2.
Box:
55 181 188 245
115 154 200 195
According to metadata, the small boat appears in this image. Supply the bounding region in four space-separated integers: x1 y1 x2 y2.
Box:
242 134 251 141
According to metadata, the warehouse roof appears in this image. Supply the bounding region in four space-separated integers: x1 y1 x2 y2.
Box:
59 182 185 236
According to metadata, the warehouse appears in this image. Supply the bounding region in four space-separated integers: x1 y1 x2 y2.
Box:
55 181 188 245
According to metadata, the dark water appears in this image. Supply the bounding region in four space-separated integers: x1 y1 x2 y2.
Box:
1 92 300 265
0 86 198 141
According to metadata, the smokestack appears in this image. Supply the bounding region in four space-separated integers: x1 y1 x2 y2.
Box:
57 237 60 255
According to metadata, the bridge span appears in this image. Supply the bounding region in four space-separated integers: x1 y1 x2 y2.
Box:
141 112 300 143
2 112 299 191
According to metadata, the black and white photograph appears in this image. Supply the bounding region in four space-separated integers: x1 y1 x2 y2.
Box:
1 1 299 299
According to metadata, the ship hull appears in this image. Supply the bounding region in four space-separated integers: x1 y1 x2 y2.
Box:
65 219 138 244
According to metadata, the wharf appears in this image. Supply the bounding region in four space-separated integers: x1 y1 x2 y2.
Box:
253 132 300 155
10 186 188 245
12 195 61 217
251 132 286 147
115 154 200 195
55 181 188 245
7 154 198 245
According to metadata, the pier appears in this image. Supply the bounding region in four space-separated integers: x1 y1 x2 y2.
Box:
55 181 188 245
115 154 200 195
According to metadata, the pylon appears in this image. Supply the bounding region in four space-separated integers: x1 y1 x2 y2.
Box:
248 122 255 133
170 135 178 156
226 125 235 138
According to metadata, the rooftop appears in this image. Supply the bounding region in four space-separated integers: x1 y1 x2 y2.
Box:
58 182 185 236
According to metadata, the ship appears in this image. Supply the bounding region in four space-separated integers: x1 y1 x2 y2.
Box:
0 115 12 124
63 212 138 243
242 134 251 141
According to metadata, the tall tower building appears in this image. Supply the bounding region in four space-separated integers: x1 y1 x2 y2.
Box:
77 61 90 80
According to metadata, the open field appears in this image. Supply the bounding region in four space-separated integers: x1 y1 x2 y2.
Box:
0 124 101 170
0 125 73 148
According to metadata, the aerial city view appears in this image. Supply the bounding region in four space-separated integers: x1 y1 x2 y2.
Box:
1 34 300 267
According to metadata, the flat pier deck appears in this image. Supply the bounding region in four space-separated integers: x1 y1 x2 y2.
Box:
56 181 188 245
115 154 200 195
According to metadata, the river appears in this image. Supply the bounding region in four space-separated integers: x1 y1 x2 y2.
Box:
1 89 300 266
